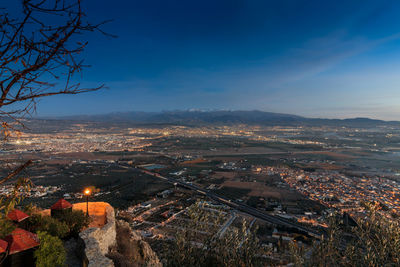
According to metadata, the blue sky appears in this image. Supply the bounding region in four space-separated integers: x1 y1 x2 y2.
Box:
19 0 400 119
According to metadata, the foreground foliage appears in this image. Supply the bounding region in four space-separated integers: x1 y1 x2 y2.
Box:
34 231 66 267
164 201 269 267
56 210 91 236
290 203 400 267
0 216 15 239
23 214 70 239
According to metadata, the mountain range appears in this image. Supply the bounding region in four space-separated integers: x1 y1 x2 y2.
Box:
46 110 399 127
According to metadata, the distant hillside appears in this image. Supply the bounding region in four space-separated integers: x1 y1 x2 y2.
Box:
47 110 400 127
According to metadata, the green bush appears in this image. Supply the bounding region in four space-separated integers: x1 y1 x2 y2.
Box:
34 231 66 267
165 201 269 266
290 203 400 266
57 210 90 236
24 210 90 238
22 203 40 215
0 216 15 238
23 214 69 239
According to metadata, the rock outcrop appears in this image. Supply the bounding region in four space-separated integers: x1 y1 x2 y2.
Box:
107 220 162 267
79 203 116 267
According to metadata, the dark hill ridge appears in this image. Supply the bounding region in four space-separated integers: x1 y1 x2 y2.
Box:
40 110 400 127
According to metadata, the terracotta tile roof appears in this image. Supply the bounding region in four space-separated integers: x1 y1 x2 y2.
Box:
7 209 29 222
51 198 72 210
4 228 39 255
0 239 7 254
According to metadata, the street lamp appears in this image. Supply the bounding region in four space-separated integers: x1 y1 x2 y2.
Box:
84 188 91 216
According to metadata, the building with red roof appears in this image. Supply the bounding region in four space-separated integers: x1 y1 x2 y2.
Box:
51 198 72 218
3 228 39 267
3 228 39 255
7 209 29 223
50 198 72 210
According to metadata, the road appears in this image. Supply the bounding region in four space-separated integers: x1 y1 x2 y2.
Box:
216 211 236 238
137 167 322 238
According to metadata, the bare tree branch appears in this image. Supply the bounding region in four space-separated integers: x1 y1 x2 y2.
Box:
0 160 32 186
0 0 112 125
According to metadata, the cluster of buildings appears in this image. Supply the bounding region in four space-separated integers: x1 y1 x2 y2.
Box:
3 124 336 155
3 126 151 153
0 184 60 198
218 161 248 171
130 125 257 139
278 167 400 217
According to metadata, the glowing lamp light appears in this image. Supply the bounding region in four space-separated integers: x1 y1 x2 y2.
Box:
84 188 91 196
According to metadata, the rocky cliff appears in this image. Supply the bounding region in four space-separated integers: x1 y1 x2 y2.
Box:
107 220 162 267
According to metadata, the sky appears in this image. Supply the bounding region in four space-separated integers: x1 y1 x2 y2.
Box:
10 0 400 120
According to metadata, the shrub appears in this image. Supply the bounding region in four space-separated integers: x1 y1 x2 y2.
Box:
0 216 15 238
23 214 69 239
22 203 40 215
290 203 400 266
25 210 89 238
34 231 66 267
164 201 269 266
57 210 90 236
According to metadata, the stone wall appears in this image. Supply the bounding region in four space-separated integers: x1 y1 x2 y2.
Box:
80 203 116 267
